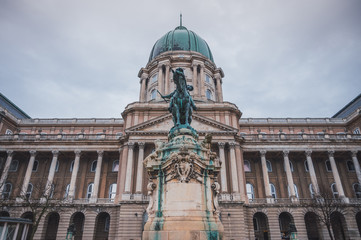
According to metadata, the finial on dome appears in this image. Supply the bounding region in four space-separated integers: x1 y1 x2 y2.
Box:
180 13 182 27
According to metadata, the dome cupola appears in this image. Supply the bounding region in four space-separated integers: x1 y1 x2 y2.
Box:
148 24 214 63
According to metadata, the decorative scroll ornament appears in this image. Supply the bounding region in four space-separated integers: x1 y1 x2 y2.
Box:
146 182 157 215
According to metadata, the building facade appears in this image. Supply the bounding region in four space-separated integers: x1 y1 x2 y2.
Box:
0 23 361 240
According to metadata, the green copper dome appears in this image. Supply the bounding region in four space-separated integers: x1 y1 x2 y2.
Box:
149 25 214 63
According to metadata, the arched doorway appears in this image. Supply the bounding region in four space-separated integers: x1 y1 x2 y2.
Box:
70 212 85 240
356 212 361 237
279 212 294 239
331 211 348 240
0 211 10 217
21 212 33 240
93 212 110 240
304 212 320 240
44 212 60 240
253 212 270 240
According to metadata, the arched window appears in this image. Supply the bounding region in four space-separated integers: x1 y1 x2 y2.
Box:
304 160 309 172
87 183 94 199
206 89 212 100
266 160 272 172
331 183 338 198
26 183 33 199
112 160 119 172
325 160 332 172
32 160 39 172
150 89 156 100
347 160 355 172
353 183 361 198
288 184 299 199
9 160 19 172
354 128 360 134
64 184 70 198
309 183 315 198
5 129 13 135
55 160 59 172
2 183 12 199
91 160 97 172
109 183 117 201
244 160 251 172
70 160 74 172
269 183 277 199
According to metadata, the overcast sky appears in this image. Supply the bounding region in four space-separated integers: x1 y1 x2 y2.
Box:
1 0 360 119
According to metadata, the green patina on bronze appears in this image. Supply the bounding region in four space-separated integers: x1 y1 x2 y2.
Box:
149 25 214 63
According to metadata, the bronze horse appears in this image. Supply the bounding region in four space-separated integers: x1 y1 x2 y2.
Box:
159 68 197 126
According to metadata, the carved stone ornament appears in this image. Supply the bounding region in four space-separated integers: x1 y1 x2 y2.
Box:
175 160 193 183
146 181 157 215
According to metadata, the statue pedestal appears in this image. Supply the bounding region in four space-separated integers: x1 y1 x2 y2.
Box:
143 129 224 240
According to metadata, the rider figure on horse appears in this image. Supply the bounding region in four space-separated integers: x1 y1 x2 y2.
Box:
158 68 197 127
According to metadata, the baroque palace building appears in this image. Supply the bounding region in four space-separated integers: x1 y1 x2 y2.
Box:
0 22 361 240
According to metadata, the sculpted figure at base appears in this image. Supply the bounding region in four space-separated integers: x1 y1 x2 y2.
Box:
159 68 197 126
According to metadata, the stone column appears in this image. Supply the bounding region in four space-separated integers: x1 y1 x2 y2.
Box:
124 142 135 194
44 150 59 197
218 142 228 192
283 150 297 202
20 150 37 198
200 65 205 98
260 150 272 203
164 64 170 95
135 142 145 194
229 142 239 193
235 145 246 202
305 150 319 195
0 150 13 194
214 73 223 102
192 64 198 96
157 65 164 99
351 150 361 186
328 150 348 202
90 150 104 203
139 73 148 102
68 150 81 200
115 147 124 203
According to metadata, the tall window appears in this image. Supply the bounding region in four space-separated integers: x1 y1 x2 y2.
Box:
91 160 97 172
270 183 277 199
150 89 156 100
205 74 211 83
55 160 59 172
112 160 119 172
353 183 361 198
70 161 75 172
288 184 299 199
304 160 309 172
87 183 94 199
151 74 157 83
206 89 212 100
109 183 117 201
309 183 315 198
64 184 70 198
2 183 12 199
32 160 39 172
26 183 33 199
9 160 19 172
347 160 355 172
325 160 332 172
266 160 272 172
246 183 254 200
49 184 55 199
244 160 251 172
331 183 338 198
